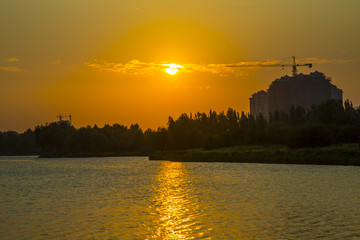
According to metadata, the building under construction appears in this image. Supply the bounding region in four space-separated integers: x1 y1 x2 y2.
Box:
56 114 72 126
250 71 343 119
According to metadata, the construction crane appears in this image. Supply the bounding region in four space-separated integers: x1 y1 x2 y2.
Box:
281 56 312 77
224 56 313 77
263 56 312 77
57 114 72 122
245 56 312 76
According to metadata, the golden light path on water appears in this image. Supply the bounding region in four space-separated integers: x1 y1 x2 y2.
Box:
2 158 360 239
146 161 212 239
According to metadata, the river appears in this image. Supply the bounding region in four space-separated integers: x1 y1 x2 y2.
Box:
1 156 359 239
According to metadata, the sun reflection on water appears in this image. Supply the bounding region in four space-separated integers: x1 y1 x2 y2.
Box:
147 161 211 240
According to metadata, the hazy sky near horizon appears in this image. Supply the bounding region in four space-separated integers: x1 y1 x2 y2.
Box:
1 0 360 132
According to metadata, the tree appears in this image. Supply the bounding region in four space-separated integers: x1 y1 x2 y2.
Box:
35 122 75 153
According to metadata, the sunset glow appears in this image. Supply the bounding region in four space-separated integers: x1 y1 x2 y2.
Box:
0 0 359 132
1 1 360 239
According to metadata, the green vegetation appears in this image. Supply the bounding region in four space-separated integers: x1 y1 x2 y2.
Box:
0 129 40 155
1 99 360 165
149 144 360 166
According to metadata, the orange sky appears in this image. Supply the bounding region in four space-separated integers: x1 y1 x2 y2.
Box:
1 0 360 132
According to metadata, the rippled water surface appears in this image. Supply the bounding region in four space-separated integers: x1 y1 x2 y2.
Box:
1 156 360 239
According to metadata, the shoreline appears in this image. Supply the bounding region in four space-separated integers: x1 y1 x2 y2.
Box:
149 144 360 166
31 144 360 166
38 151 148 158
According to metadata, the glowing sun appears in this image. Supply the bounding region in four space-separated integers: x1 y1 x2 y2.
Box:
164 64 182 75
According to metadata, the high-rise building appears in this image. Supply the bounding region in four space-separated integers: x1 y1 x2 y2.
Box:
249 90 269 119
249 71 343 118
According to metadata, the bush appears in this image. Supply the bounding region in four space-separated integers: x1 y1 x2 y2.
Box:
340 125 360 143
287 123 334 148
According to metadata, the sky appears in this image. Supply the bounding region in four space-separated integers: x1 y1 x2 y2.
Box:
1 0 359 132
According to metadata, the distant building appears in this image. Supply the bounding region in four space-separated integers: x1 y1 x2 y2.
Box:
56 114 72 126
249 71 343 118
249 90 269 119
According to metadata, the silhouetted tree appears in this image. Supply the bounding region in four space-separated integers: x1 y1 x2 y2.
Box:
35 122 76 154
3 98 360 155
288 123 333 148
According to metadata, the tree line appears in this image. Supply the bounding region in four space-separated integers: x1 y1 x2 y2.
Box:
1 99 360 156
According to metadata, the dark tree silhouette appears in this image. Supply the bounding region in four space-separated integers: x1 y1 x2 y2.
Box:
2 99 360 156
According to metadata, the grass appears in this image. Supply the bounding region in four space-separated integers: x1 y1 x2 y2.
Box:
149 144 360 166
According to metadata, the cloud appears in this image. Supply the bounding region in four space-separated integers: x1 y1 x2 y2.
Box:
181 60 280 76
85 59 256 76
85 59 166 75
0 66 27 72
85 57 358 76
50 59 62 65
302 57 358 64
7 57 20 62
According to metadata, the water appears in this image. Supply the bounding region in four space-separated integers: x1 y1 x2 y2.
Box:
1 156 360 239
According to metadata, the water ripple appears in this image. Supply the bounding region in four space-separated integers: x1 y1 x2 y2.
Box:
1 158 360 239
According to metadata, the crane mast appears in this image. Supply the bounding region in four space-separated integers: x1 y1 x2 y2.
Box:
228 56 313 76
57 114 72 123
282 56 312 77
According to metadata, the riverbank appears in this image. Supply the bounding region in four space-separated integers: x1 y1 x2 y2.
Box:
149 144 360 166
38 151 148 158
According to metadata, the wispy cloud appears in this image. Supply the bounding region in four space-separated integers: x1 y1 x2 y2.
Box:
302 57 358 64
50 59 62 65
85 59 166 75
7 57 20 62
85 59 264 76
0 66 27 72
181 59 280 76
85 57 358 76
